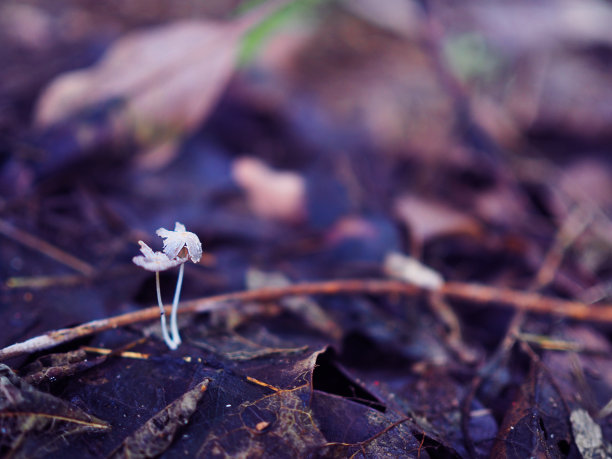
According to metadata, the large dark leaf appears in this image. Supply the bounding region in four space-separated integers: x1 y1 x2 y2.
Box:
0 364 110 458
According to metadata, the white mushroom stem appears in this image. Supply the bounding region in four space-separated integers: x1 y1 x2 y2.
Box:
170 263 185 346
156 271 177 350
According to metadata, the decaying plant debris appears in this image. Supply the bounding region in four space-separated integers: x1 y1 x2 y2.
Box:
1 0 612 457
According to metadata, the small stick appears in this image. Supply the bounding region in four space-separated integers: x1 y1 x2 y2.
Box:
0 219 95 277
82 346 151 360
6 274 87 289
516 333 584 352
246 376 281 392
535 205 593 288
460 206 591 456
2 279 612 361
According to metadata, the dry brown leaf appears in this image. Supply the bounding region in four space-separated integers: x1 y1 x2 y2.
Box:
394 195 482 249
0 364 110 457
110 378 209 458
232 157 306 223
36 20 236 132
34 3 284 156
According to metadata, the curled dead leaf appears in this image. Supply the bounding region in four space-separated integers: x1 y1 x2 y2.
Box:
36 20 239 137
233 157 306 223
33 2 289 158
110 378 210 458
0 364 109 458
394 195 482 249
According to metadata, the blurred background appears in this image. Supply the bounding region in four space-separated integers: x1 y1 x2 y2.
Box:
4 1 612 456
1 0 612 346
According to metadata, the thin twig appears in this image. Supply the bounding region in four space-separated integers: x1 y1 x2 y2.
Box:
535 205 593 288
2 279 612 361
428 290 477 363
459 205 590 457
6 274 88 289
0 218 95 277
516 333 584 353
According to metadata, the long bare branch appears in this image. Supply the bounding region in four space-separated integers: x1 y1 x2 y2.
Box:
2 279 611 361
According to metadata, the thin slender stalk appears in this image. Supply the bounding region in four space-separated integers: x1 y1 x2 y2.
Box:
170 263 185 346
156 271 176 350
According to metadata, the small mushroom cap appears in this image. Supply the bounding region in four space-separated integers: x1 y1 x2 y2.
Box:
156 222 202 263
132 241 184 272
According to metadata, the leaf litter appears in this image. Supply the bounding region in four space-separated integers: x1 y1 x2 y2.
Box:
0 363 110 458
1 0 612 457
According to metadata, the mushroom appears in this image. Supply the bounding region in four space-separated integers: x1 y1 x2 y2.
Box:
132 241 183 349
155 222 202 346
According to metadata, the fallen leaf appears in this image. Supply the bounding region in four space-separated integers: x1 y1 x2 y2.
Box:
312 391 425 457
0 363 110 458
232 157 306 223
110 377 210 458
198 385 326 457
33 3 283 162
36 20 235 135
394 195 482 250
491 364 575 458
21 349 105 385
386 365 497 458
570 409 612 459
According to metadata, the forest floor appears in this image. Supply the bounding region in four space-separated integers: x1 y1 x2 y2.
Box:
1 1 612 457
